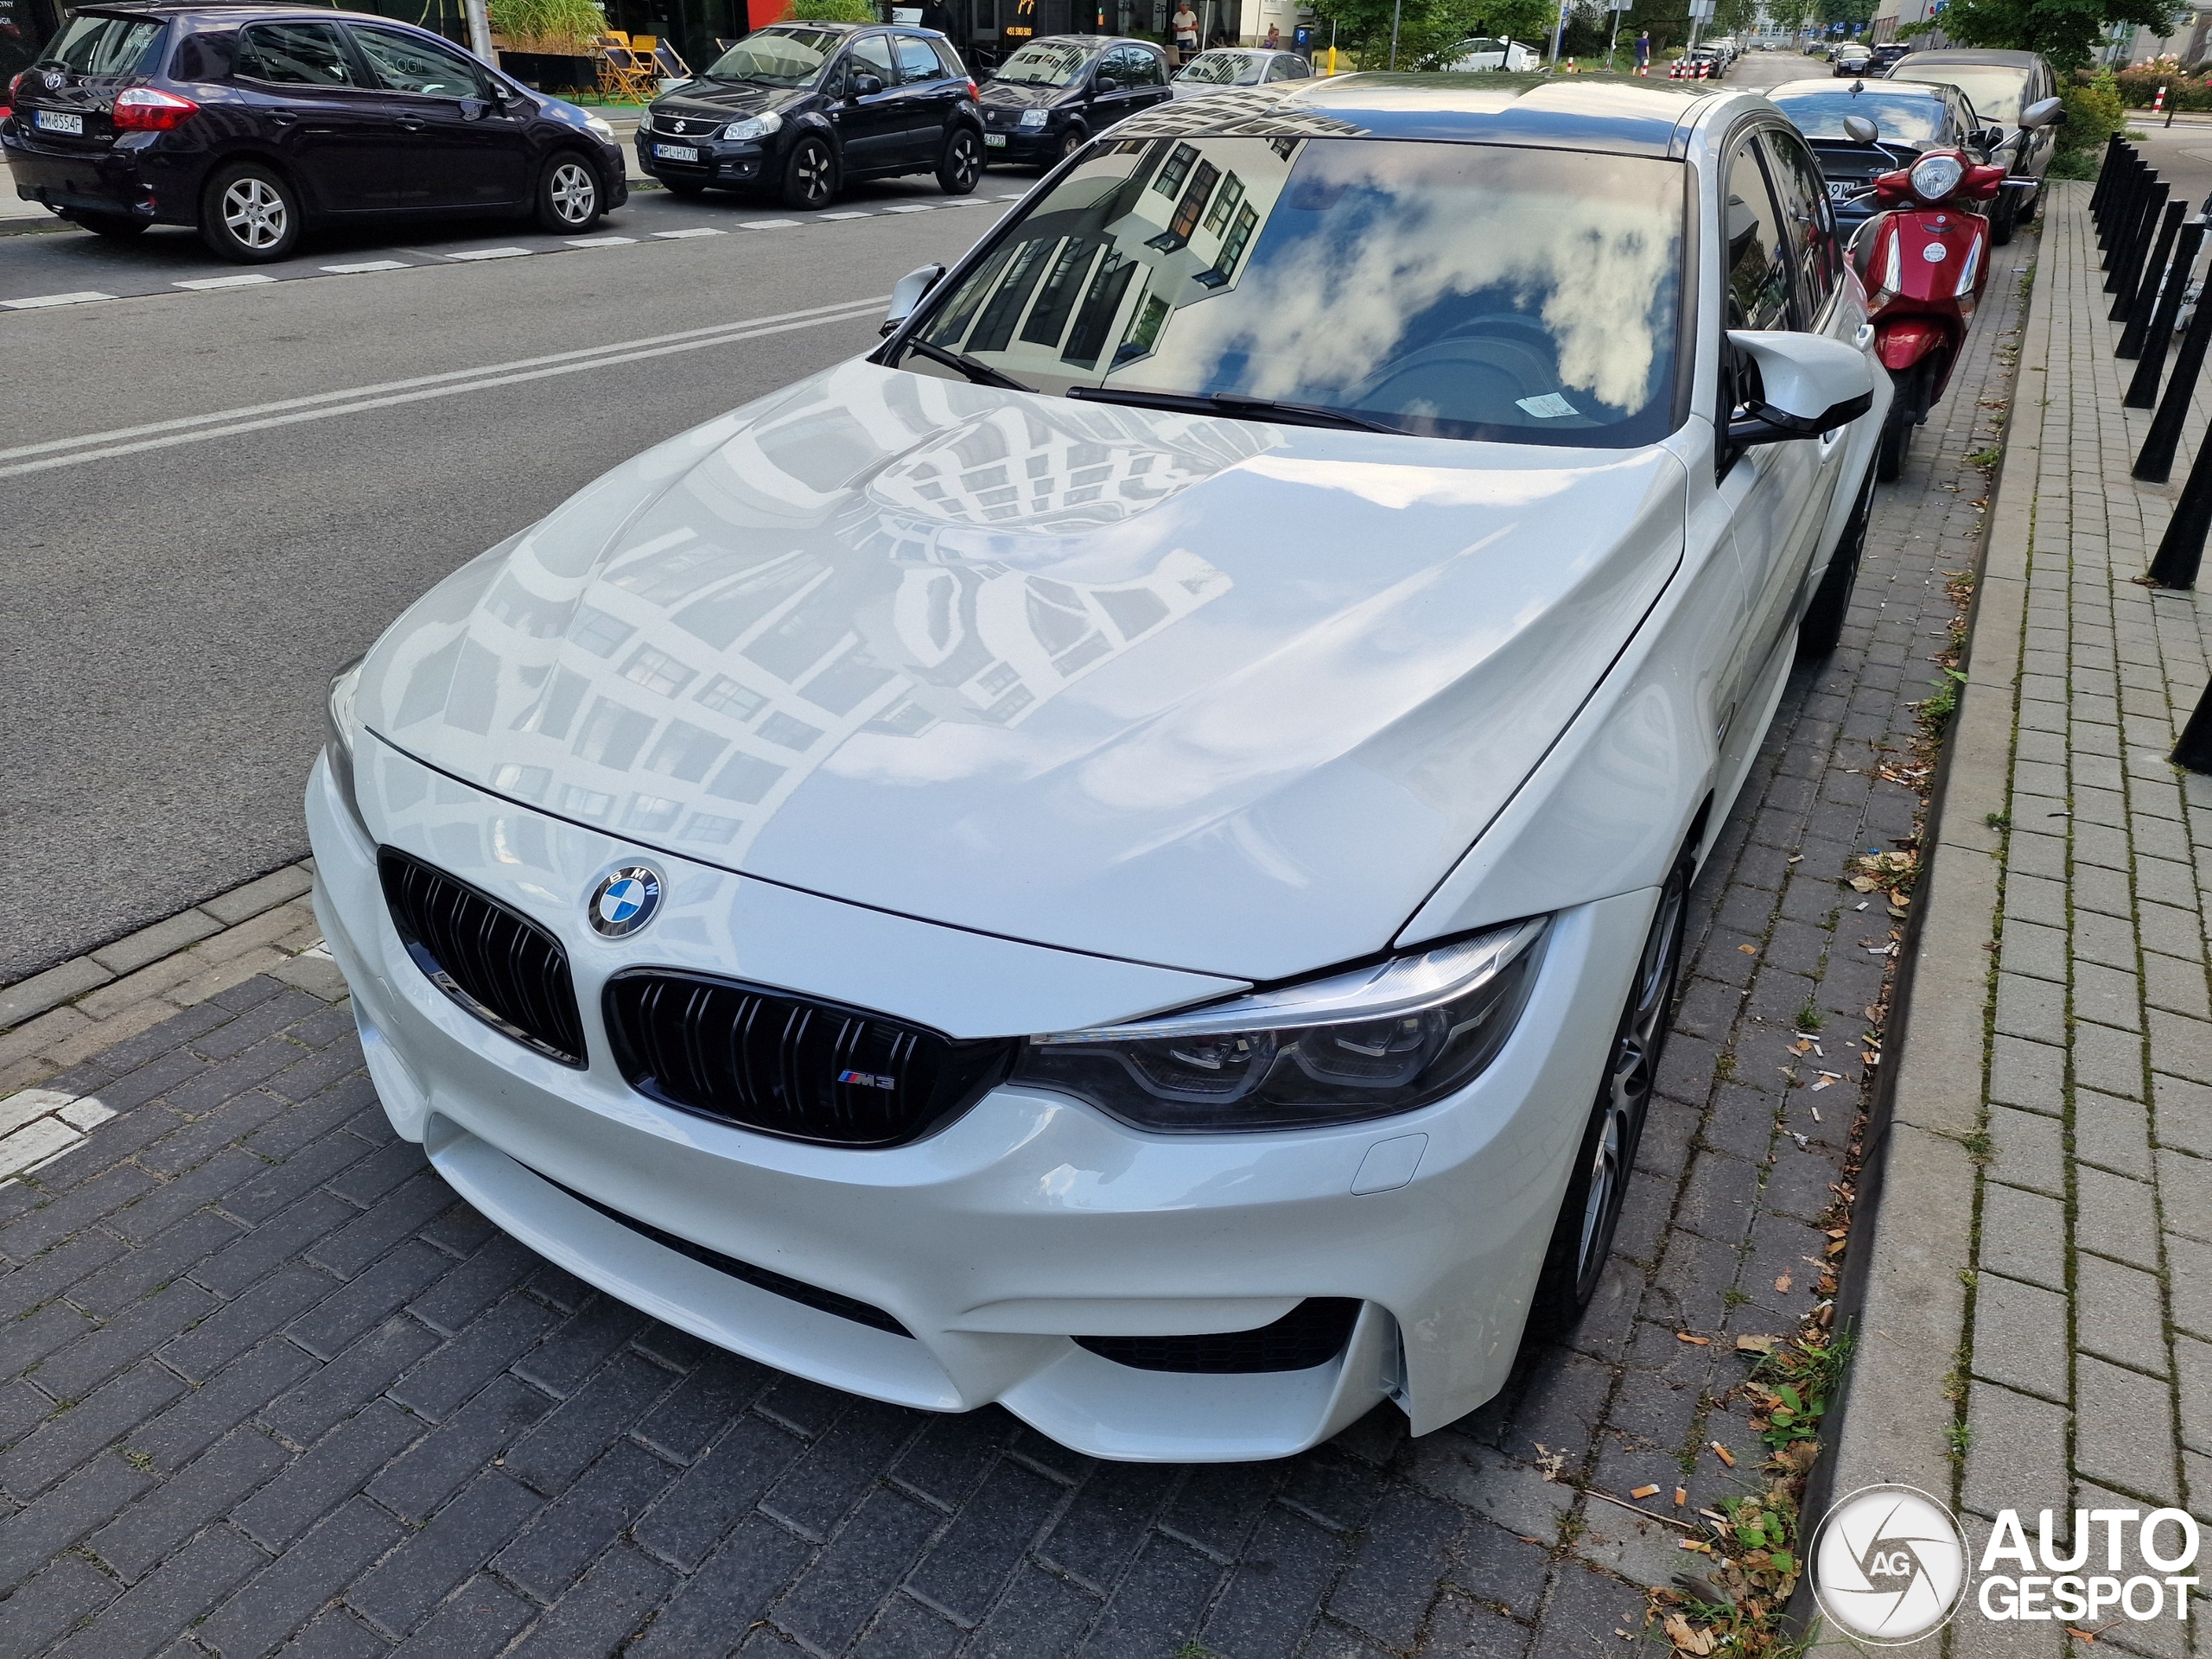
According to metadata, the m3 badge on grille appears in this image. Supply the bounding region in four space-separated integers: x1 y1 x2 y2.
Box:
588 866 662 938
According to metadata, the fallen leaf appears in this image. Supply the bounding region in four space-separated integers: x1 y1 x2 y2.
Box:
2065 1628 2098 1644
1534 1443 1567 1480
1824 1228 1849 1238
1790 1039 1812 1055
1736 1334 1777 1354
1632 1484 1662 1499
1709 1441 1736 1467
1677 1332 1712 1346
1848 875 1880 892
1775 1271 1793 1293
1826 1237 1848 1256
1738 944 1758 956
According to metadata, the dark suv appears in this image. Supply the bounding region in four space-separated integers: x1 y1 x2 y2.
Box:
2 4 626 261
976 35 1172 168
639 22 983 209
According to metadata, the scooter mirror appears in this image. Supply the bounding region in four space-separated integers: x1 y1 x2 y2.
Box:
1843 114 1879 143
2018 96 2064 130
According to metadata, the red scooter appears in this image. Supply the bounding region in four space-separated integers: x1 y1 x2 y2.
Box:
1840 99 2063 479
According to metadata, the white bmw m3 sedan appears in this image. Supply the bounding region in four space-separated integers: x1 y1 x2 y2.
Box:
308 73 1888 1463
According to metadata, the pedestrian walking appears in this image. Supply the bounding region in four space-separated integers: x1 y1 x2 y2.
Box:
1634 29 1649 73
1173 0 1198 63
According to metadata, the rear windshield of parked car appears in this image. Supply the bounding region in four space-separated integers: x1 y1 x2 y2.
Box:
1892 66 2025 123
1177 51 1263 84
903 136 1686 448
1771 86 1948 143
704 27 840 86
995 41 1093 85
39 15 164 76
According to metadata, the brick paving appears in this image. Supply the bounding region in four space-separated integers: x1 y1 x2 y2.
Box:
1822 184 2212 1658
0 271 2032 1656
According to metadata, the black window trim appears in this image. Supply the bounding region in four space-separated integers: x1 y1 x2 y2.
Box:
345 19 494 101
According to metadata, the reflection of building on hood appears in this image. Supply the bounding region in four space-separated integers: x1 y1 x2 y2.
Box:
404 372 1243 864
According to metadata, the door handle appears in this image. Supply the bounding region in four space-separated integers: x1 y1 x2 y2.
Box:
268 111 297 125
400 119 424 130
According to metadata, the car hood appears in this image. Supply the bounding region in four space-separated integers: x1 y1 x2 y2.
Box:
357 360 1685 982
651 79 802 120
978 80 1076 109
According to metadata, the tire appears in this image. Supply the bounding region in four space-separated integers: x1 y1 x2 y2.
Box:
1799 457 1876 655
67 212 149 239
780 136 835 210
199 162 301 263
535 152 602 233
938 126 982 194
1990 194 2018 246
1046 126 1085 169
1526 855 1690 1338
1874 402 1911 480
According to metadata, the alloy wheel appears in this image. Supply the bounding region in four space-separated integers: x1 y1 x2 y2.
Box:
222 179 287 251
1573 868 1686 1291
549 162 596 226
790 141 831 208
944 130 981 193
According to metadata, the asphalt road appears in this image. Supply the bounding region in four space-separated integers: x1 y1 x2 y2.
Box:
1 181 1015 984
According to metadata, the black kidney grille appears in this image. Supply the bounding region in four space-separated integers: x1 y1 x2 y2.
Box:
605 970 1014 1148
1075 1299 1362 1374
378 848 586 1068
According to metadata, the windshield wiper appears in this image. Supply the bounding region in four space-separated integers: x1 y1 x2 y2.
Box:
1068 385 1406 435
899 336 1038 393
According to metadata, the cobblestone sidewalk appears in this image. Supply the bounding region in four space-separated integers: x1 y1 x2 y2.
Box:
0 264 2033 1656
1819 185 2212 1657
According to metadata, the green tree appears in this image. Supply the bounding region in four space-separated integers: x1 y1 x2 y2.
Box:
1816 0 1874 29
1937 0 2168 69
1766 0 1818 41
1713 0 1761 36
1309 0 1555 65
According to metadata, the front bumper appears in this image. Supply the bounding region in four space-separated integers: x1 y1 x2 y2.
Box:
636 131 769 188
306 738 1647 1459
980 124 1055 162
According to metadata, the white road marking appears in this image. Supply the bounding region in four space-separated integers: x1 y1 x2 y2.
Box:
652 226 726 238
446 245 535 261
941 198 989 206
566 235 637 246
739 218 801 229
995 191 1027 200
0 293 893 479
3 290 116 309
818 210 870 219
881 202 938 213
173 273 278 290
0 1088 117 1182
321 259 411 274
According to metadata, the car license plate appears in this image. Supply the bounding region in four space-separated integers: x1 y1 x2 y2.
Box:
984 133 1007 147
1827 180 1851 200
652 143 700 162
35 110 85 136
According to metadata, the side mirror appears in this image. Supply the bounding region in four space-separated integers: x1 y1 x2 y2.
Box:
880 264 945 336
851 72 885 99
1093 74 1119 93
2018 95 2063 129
1842 113 1878 143
1725 329 1877 446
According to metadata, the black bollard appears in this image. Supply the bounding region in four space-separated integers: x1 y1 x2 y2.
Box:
2126 218 2204 407
2120 199 2188 346
2175 678 2212 772
2148 428 2212 588
2093 135 2127 222
2134 257 2212 481
2102 156 2143 256
2112 178 2165 295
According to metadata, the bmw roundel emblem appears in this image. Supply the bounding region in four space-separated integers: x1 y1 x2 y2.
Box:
588 866 662 938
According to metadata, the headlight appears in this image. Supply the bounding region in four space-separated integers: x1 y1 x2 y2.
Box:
1013 918 1548 1132
1909 153 1964 201
325 657 369 836
1018 107 1049 129
584 113 616 142
723 111 783 140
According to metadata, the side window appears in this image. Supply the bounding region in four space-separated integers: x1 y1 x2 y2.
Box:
931 40 967 79
1265 54 1301 79
1722 141 1792 333
895 35 941 81
849 34 898 86
352 27 487 97
1132 49 1168 86
1762 130 1841 321
236 22 355 86
1107 46 1146 81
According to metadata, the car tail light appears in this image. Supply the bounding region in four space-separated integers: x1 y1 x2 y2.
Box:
112 86 199 130
7 72 23 101
967 79 979 99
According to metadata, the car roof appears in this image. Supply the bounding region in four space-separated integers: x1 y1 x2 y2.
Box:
1890 48 2043 67
1115 71 1725 155
1769 75 1945 99
1027 34 1158 47
78 2 454 26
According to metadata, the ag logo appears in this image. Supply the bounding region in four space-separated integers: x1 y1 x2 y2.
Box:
1810 1484 1970 1644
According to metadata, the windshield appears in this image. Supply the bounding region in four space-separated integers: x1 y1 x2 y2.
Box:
1773 86 1948 143
995 41 1093 85
1177 51 1262 83
1894 66 2025 122
704 27 839 86
900 136 1685 447
39 15 164 74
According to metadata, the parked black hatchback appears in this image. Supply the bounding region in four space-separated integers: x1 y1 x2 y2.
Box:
2 3 626 262
639 22 983 209
977 35 1172 168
